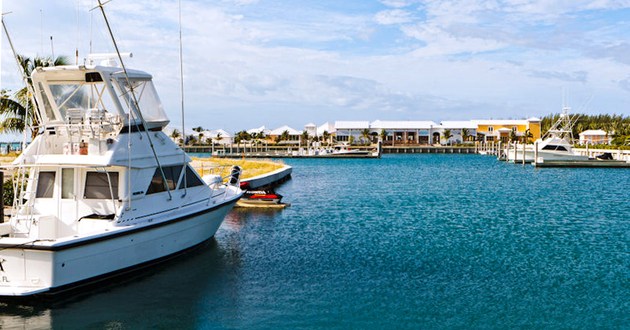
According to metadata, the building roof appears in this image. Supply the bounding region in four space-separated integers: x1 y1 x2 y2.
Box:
439 121 477 129
471 119 530 125
334 121 370 129
270 125 301 135
317 122 335 135
304 123 316 128
579 129 608 136
208 129 232 138
370 120 438 129
247 126 271 135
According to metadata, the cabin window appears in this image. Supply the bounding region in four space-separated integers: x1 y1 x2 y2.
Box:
146 165 183 195
37 82 57 121
84 172 119 199
178 165 204 189
36 171 56 198
542 145 568 152
61 168 75 199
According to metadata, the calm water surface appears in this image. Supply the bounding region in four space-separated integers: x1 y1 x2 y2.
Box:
1 155 628 329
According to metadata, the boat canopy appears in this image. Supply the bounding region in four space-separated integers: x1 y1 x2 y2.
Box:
31 65 170 130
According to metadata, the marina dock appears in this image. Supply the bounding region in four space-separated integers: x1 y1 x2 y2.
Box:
533 160 630 168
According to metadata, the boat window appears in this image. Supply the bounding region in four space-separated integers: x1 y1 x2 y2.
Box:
114 78 169 127
37 82 57 121
84 172 119 199
49 82 118 123
146 165 183 195
542 145 568 152
36 171 56 198
61 168 75 199
178 165 204 189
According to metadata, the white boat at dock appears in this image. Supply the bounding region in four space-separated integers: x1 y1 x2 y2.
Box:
507 106 589 163
0 53 242 296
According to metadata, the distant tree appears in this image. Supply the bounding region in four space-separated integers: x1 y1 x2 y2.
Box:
322 130 331 146
509 130 517 143
360 128 371 145
300 130 309 147
0 55 69 139
379 129 388 143
461 128 470 143
442 129 453 145
192 126 204 133
524 128 534 144
280 130 290 143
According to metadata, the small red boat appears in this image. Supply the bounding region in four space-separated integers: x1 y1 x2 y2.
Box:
241 190 283 205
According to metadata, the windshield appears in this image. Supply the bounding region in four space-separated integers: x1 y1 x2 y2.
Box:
114 78 169 127
48 81 119 122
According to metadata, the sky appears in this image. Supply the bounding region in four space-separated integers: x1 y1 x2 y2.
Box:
2 0 630 135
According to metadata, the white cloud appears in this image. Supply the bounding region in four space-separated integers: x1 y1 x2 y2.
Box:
2 0 630 133
375 9 414 25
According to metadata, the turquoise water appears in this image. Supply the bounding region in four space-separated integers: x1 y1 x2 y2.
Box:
1 155 628 328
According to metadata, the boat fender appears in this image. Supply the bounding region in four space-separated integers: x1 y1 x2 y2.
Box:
228 166 242 186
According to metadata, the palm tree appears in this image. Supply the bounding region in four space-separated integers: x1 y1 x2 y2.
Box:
442 129 453 145
461 128 470 143
322 130 331 146
524 128 534 144
0 55 69 139
300 130 309 148
508 130 517 143
280 130 290 144
379 129 388 144
360 128 371 145
170 128 181 142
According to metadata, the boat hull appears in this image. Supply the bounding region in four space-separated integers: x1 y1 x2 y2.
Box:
0 200 237 297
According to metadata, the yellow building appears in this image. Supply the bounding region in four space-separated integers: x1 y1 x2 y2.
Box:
472 118 541 143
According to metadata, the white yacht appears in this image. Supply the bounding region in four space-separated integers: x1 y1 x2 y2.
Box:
507 106 589 163
0 60 242 296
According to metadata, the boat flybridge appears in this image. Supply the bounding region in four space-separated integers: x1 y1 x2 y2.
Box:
0 60 243 297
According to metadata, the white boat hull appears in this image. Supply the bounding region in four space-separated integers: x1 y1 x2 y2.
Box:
0 200 236 297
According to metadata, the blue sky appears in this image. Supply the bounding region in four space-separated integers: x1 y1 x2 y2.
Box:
2 0 630 135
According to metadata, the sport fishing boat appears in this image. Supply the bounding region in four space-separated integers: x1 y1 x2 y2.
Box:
507 106 589 163
0 57 243 297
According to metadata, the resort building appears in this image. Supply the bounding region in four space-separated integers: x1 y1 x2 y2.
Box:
438 121 478 145
579 129 612 145
268 125 301 144
370 120 438 145
334 121 371 143
204 129 232 145
471 118 541 143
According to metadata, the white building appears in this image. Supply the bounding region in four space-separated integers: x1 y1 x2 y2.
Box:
334 121 370 143
579 129 612 145
439 121 478 145
370 120 438 145
269 125 301 144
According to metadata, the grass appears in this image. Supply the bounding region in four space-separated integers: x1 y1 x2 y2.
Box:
0 154 285 181
190 157 285 180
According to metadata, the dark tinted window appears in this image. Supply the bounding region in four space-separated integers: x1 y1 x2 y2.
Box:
85 172 119 199
542 145 568 151
146 165 183 195
178 165 204 189
36 171 56 198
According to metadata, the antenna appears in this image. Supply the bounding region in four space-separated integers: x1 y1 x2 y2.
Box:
93 0 173 201
40 9 43 54
178 0 187 195
50 36 55 60
2 13 44 134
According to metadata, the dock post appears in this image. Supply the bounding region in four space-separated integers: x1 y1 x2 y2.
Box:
534 141 538 166
0 171 3 223
522 143 526 165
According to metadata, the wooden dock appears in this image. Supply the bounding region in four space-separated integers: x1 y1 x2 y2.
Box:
533 160 630 168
